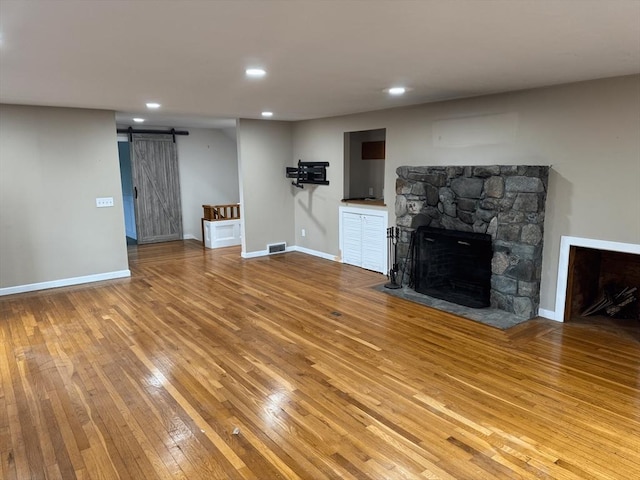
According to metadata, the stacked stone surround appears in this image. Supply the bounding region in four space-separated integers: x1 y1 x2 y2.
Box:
395 165 550 319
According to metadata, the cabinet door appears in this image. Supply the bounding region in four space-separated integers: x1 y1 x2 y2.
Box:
361 214 386 273
342 213 363 267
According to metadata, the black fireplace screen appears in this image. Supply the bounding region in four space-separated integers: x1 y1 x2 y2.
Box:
413 226 492 308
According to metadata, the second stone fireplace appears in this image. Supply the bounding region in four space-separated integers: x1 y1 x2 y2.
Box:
395 165 550 319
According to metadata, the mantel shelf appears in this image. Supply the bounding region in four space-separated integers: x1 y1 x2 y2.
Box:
341 199 385 207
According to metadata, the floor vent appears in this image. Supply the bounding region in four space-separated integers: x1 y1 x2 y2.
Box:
268 242 286 254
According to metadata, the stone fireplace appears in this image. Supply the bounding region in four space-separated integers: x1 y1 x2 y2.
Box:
395 165 549 319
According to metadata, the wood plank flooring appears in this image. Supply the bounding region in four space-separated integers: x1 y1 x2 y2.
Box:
1 240 639 479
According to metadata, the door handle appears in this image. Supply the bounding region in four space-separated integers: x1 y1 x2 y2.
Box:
134 186 138 199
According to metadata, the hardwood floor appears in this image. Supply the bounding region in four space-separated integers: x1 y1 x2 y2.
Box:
1 240 638 479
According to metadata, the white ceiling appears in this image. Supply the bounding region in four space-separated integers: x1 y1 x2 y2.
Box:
1 0 639 129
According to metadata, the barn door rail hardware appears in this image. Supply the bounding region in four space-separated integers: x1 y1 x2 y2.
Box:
117 127 190 143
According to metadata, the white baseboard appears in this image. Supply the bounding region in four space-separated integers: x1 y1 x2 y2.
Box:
537 308 559 322
241 246 296 259
183 234 198 240
291 246 338 262
0 270 131 296
241 245 338 261
241 249 268 258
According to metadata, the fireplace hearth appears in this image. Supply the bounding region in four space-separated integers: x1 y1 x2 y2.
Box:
414 227 492 308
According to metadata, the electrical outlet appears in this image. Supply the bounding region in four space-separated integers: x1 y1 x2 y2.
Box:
96 197 114 208
301 229 306 237
368 187 374 196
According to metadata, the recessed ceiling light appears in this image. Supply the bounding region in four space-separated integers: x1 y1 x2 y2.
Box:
133 118 145 123
146 102 161 109
261 111 273 118
388 87 406 96
246 68 266 77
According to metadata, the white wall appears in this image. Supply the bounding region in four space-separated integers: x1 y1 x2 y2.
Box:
177 128 239 241
0 105 129 290
288 75 640 315
237 119 294 254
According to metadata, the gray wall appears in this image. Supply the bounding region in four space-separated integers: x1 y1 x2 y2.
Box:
237 119 294 254
4 75 638 315
177 128 239 241
237 75 639 316
0 105 129 288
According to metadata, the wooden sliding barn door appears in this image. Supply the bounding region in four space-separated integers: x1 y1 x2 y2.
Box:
131 134 183 244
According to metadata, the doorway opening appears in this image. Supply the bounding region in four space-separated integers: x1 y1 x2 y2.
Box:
117 133 183 245
118 140 137 245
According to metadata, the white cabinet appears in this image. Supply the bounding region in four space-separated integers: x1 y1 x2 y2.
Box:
339 206 388 274
204 219 242 249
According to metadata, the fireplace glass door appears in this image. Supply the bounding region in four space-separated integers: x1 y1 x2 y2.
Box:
414 227 493 308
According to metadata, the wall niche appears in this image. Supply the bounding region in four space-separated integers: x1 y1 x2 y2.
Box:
343 129 386 201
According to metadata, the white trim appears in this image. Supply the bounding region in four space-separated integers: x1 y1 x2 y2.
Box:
0 270 131 296
338 205 388 216
339 202 388 212
183 233 198 240
291 246 338 262
553 236 640 322
241 249 269 258
537 308 558 321
241 246 296 259
241 245 337 261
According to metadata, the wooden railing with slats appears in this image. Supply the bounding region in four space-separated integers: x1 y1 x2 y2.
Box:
202 204 241 221
201 204 241 244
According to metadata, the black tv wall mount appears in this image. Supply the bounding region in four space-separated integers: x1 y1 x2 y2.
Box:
286 160 329 189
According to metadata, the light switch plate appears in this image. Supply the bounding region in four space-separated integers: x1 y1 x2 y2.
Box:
96 197 114 208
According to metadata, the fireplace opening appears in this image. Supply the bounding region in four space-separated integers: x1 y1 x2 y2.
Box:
413 226 493 308
565 246 640 322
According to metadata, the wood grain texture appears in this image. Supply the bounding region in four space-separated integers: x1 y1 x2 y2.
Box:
1 241 638 479
132 134 183 244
